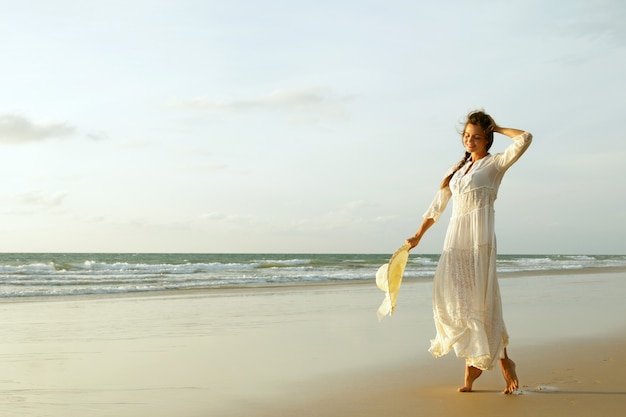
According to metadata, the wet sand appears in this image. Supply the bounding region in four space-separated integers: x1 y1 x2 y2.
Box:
1 269 625 416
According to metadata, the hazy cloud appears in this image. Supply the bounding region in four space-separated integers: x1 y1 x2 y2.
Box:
197 212 259 224
18 191 67 208
2 191 68 215
85 130 109 141
553 0 626 44
0 114 76 143
170 88 352 121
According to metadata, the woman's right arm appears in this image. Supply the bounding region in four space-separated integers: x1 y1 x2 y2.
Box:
406 217 435 250
407 169 452 250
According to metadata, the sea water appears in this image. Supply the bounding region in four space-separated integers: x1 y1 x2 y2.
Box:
0 253 624 298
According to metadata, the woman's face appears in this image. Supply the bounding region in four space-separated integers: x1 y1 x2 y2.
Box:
463 124 488 156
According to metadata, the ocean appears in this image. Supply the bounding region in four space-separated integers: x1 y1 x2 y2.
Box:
0 253 624 299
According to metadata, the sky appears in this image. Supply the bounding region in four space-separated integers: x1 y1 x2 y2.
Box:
0 0 624 254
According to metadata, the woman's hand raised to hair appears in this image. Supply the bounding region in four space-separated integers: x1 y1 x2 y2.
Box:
493 126 526 138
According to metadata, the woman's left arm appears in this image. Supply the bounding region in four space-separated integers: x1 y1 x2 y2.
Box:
492 126 532 171
493 126 526 138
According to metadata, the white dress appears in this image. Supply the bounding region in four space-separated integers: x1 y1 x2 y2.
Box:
423 132 532 370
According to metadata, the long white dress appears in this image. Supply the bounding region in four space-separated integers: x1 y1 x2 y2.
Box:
424 132 532 370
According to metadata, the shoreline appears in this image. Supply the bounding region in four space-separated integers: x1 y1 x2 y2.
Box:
2 264 625 305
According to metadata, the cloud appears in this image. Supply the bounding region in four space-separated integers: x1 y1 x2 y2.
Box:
18 191 67 208
198 212 228 221
0 114 77 143
197 212 260 224
170 87 352 121
552 0 626 44
2 191 68 215
85 130 109 141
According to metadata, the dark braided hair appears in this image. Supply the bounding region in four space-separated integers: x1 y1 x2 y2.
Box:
440 110 497 189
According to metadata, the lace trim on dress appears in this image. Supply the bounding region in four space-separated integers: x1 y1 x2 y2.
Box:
451 187 496 218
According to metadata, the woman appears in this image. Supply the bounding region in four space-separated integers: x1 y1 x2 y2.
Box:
406 110 532 394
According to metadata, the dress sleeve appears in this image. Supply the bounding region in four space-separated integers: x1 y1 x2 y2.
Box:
423 186 452 222
493 131 532 172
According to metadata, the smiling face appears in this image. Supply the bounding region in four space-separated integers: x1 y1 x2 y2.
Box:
463 123 489 157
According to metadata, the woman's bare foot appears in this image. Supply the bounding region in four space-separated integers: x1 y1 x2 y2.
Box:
499 356 518 394
458 365 482 392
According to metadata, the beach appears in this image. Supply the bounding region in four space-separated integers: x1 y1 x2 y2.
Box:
1 268 625 417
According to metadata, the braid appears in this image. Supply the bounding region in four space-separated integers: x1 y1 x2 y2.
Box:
440 151 471 189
